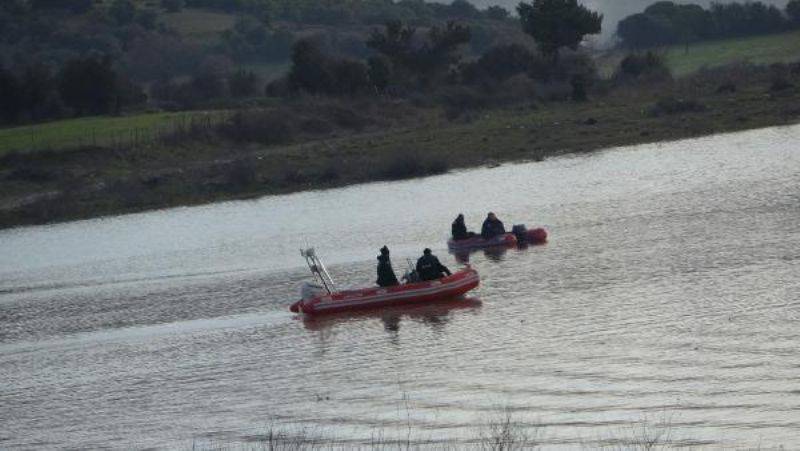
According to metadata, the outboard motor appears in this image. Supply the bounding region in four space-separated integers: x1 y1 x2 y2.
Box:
402 269 421 284
512 224 528 243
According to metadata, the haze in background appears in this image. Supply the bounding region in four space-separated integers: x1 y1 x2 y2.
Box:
462 0 790 45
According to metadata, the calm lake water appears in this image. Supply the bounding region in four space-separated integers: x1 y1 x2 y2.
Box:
1 125 799 449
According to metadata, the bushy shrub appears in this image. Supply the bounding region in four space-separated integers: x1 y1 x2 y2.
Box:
614 51 672 84
288 39 371 95
461 44 538 84
439 85 489 112
789 0 800 26
217 110 294 145
229 69 259 97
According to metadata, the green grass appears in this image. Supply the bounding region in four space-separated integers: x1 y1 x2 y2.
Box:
665 30 800 76
598 29 800 77
160 8 236 41
0 111 220 155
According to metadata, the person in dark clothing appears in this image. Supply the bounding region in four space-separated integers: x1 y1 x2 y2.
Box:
481 212 506 239
376 246 399 287
451 214 477 241
416 248 452 281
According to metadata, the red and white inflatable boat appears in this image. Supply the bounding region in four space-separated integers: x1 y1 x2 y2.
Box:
291 267 480 315
447 227 548 251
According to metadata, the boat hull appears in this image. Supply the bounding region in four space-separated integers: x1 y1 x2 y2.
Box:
447 228 548 251
291 268 480 315
447 233 518 251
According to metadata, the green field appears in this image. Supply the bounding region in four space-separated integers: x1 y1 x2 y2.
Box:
0 111 223 155
160 8 236 42
598 30 800 77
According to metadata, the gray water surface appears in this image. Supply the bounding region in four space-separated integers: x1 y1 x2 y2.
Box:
1 125 799 449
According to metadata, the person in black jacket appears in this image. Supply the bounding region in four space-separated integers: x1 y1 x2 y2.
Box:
451 214 476 241
376 246 399 287
416 248 452 281
481 212 506 239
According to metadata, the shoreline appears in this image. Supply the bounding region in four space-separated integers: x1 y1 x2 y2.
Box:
1 74 798 230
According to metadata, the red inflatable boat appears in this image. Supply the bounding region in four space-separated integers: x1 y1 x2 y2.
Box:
290 267 480 315
447 227 548 251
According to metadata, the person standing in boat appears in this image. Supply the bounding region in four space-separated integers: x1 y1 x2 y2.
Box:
376 246 400 287
416 248 452 281
481 212 506 239
451 214 477 241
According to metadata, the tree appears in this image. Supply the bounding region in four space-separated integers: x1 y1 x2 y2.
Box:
0 66 23 123
330 59 370 95
367 55 392 90
287 39 370 95
448 0 478 18
367 20 470 86
789 0 800 26
22 63 63 121
59 56 118 115
475 44 535 82
288 39 334 94
229 69 258 97
485 6 509 21
110 0 136 25
517 0 602 61
617 13 670 48
629 2 710 51
366 20 416 67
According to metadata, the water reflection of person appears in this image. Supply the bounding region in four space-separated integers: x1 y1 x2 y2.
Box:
452 249 471 264
483 246 508 262
376 246 400 287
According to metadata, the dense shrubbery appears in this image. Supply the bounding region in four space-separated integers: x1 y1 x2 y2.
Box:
618 1 796 49
613 51 672 84
184 0 510 26
789 0 800 26
0 57 146 124
286 40 371 95
0 0 608 125
459 44 540 84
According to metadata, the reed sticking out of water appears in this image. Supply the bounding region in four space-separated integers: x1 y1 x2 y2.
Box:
187 408 693 450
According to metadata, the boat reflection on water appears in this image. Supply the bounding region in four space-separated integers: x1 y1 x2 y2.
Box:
452 239 548 264
452 246 509 264
300 297 482 336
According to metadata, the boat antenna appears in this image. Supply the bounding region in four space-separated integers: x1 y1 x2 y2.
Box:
300 247 336 294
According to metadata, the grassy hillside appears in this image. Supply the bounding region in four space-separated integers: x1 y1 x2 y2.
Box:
6 28 799 156
598 29 800 77
2 63 799 228
665 30 800 76
0 112 226 155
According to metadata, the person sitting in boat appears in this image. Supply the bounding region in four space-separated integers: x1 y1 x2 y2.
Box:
376 246 400 287
481 212 506 239
451 214 477 241
416 248 452 281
